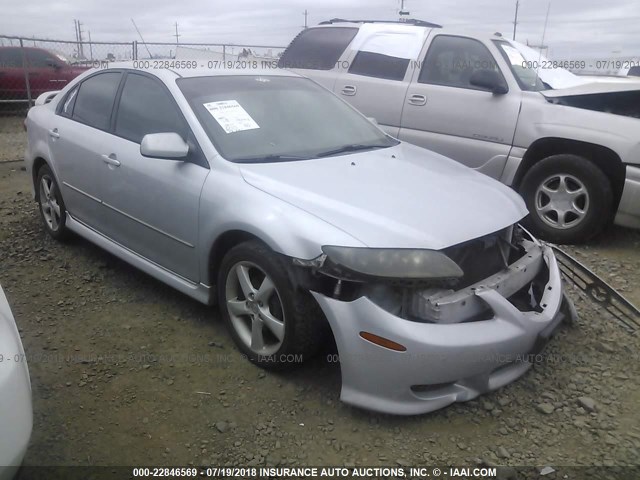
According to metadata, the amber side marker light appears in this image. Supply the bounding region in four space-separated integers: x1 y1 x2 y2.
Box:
359 331 407 352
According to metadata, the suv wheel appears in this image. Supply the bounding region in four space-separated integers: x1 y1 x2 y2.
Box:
217 240 327 370
37 164 70 240
520 154 612 244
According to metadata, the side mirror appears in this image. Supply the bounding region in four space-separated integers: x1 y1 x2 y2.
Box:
469 69 509 95
46 60 61 70
140 132 189 160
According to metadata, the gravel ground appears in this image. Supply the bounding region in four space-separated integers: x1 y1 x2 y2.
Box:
1 119 639 477
0 116 27 162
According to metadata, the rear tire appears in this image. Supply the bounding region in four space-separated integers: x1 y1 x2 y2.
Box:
217 240 327 370
519 154 612 244
36 164 70 241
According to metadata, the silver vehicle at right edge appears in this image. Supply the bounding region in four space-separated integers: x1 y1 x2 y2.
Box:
25 66 575 415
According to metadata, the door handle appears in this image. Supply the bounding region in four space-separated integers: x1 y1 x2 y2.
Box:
48 128 60 139
101 154 121 167
341 85 357 96
408 94 427 106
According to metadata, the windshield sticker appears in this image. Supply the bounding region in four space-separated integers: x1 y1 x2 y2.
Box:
202 100 260 134
502 44 527 66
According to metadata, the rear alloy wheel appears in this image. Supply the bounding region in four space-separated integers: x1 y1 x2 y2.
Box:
218 240 327 370
37 165 69 240
520 154 612 244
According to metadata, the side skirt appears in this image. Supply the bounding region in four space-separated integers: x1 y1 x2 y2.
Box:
66 213 214 306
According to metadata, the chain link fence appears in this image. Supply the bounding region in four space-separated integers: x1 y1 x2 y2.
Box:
0 35 286 115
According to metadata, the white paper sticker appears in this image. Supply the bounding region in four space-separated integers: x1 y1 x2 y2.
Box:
202 100 260 134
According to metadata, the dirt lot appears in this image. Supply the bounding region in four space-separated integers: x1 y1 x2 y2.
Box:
1 117 640 476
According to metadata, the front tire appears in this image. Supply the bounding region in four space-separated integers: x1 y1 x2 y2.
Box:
217 240 326 370
36 164 70 241
520 154 612 244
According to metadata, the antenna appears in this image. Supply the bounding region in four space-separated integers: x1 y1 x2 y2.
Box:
512 0 519 40
131 18 153 59
399 0 410 17
534 2 552 86
174 22 180 44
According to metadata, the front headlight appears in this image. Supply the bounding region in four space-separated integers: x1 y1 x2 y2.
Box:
321 246 463 281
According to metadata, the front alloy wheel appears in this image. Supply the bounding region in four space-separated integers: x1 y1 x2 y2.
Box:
217 240 327 370
225 261 285 356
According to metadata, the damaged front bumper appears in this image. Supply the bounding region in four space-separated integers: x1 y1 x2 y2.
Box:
311 240 570 416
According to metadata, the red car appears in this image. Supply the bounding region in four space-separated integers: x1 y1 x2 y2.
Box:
0 46 87 101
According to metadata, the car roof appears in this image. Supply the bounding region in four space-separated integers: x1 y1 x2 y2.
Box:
310 21 507 41
103 61 301 81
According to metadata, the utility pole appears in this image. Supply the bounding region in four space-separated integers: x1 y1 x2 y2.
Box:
174 22 180 44
303 10 308 29
76 20 85 59
88 30 93 61
512 0 520 41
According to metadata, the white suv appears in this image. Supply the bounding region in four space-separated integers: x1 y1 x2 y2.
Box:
280 19 640 244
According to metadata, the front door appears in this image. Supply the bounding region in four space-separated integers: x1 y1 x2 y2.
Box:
399 34 522 179
97 72 208 282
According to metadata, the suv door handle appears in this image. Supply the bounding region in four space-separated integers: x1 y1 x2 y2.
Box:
48 128 60 139
101 154 121 167
341 85 357 96
408 94 427 106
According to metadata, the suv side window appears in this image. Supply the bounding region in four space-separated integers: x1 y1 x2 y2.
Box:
27 49 58 68
419 35 501 90
114 73 188 144
348 51 410 81
0 48 23 67
278 27 358 70
72 72 122 131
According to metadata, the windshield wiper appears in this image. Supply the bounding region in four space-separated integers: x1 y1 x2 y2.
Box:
233 154 311 163
314 143 391 158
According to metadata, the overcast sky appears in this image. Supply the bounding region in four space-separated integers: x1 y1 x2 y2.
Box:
1 0 639 58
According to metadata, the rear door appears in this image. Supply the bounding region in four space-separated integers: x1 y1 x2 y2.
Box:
399 34 521 179
49 71 123 227
97 71 208 282
281 27 358 91
333 27 429 137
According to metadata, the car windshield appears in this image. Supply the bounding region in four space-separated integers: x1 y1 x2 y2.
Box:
178 75 397 163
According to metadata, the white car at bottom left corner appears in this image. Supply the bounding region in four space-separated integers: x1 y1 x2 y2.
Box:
0 284 32 480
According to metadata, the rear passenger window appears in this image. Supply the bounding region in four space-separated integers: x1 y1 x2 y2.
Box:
72 72 121 130
348 51 409 81
0 48 23 68
278 27 357 70
114 73 187 144
419 35 501 90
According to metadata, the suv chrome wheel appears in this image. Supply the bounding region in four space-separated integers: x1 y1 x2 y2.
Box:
535 173 590 230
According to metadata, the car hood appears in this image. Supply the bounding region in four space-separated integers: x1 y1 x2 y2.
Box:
541 81 640 98
239 143 527 250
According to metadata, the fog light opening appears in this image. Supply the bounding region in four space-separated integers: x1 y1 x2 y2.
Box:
359 331 407 352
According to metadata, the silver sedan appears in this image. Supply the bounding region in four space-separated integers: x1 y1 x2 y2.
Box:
25 65 573 415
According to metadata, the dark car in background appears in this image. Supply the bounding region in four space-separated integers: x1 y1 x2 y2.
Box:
0 46 87 102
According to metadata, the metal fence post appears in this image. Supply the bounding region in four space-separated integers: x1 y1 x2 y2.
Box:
223 45 226 62
19 38 33 108
133 41 137 60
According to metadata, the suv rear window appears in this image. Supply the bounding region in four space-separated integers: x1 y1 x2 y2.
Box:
278 27 357 70
348 51 410 81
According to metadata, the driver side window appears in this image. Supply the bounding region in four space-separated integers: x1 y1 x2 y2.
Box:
114 73 188 144
419 35 502 91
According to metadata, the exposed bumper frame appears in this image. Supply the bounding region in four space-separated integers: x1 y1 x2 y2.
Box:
312 244 567 415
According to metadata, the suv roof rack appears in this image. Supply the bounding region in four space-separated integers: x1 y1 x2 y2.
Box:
318 18 442 28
